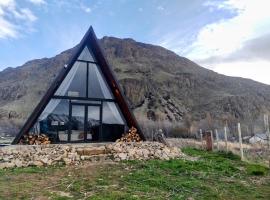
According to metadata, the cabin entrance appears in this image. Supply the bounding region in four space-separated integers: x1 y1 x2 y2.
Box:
69 102 102 142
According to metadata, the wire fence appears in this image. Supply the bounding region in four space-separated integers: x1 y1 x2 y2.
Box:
138 116 270 166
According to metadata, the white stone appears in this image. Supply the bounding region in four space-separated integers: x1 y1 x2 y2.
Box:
118 153 128 160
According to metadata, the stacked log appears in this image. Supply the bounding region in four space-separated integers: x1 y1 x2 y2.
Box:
116 127 141 142
19 134 51 145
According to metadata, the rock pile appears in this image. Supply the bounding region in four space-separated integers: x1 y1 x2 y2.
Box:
0 142 183 169
107 142 182 161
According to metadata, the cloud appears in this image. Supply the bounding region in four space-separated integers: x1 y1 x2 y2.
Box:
211 61 270 85
0 0 38 39
0 17 17 39
157 6 164 11
183 0 270 85
80 4 91 13
17 8 37 22
27 0 46 5
187 0 270 60
197 33 270 66
0 0 17 38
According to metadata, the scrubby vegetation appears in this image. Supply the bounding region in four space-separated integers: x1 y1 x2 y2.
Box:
0 148 269 200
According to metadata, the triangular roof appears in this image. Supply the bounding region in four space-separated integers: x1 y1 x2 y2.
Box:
12 26 145 144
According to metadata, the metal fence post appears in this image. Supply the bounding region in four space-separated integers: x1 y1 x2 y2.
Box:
224 126 228 152
200 129 203 149
265 114 270 149
215 129 219 151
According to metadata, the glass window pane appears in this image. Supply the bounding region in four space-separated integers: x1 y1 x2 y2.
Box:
102 102 125 125
55 62 87 97
88 106 100 121
78 46 95 62
30 99 69 143
70 105 85 142
87 106 100 141
88 63 113 99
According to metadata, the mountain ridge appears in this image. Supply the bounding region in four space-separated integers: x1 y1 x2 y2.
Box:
0 36 270 136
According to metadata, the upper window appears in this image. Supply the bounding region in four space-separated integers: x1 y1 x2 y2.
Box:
78 46 95 62
88 63 113 99
54 46 114 99
55 61 87 97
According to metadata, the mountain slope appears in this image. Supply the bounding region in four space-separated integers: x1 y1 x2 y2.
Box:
1 37 270 136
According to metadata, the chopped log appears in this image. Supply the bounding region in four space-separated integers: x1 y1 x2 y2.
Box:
19 133 51 145
116 126 142 142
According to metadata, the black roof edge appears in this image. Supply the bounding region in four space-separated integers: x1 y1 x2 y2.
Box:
12 26 94 144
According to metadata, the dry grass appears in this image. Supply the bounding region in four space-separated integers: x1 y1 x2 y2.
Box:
168 138 270 166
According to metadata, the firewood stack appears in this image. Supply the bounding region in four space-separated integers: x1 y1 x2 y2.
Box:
116 126 141 142
19 134 51 145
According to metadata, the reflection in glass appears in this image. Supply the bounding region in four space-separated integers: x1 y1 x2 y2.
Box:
55 62 87 97
88 63 113 99
78 46 95 62
70 105 85 142
31 99 70 142
87 106 100 141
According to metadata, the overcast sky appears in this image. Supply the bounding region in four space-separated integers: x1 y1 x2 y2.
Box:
0 0 270 85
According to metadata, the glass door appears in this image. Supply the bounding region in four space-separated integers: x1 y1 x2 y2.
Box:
86 105 101 142
69 104 85 142
69 103 101 142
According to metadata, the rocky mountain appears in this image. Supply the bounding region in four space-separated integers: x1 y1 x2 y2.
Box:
1 36 270 136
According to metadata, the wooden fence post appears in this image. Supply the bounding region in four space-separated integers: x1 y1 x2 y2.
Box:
215 129 219 151
238 123 244 160
224 126 228 152
205 131 213 151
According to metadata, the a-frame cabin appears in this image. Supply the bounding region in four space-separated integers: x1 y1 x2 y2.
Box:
12 26 145 144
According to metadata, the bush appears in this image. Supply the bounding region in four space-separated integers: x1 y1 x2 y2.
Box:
247 164 269 176
168 126 190 138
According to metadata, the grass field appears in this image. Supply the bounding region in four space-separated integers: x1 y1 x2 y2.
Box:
0 148 269 200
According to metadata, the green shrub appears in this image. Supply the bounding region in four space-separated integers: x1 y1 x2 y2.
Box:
168 126 190 138
247 164 269 176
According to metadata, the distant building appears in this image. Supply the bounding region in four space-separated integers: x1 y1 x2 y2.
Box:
249 133 268 144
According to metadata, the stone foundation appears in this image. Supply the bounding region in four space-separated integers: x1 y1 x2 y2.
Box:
0 142 183 169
